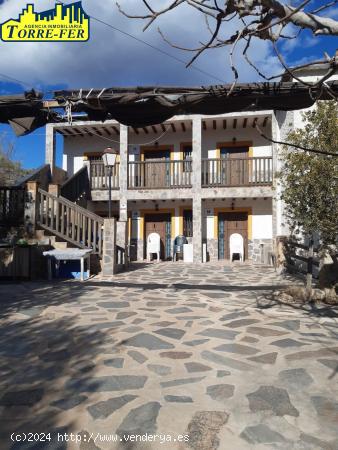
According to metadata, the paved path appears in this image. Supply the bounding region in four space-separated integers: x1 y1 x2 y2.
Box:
0 263 338 450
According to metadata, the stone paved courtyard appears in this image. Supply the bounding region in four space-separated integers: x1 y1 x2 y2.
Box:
0 262 338 450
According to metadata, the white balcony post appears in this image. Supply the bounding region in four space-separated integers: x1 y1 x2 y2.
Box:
119 124 128 222
45 124 56 175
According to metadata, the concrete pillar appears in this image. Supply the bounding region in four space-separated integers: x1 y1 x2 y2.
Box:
119 124 128 222
45 124 56 174
24 181 39 236
102 218 116 276
192 116 203 262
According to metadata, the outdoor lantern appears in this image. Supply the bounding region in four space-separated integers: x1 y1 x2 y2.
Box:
102 147 118 167
102 147 119 218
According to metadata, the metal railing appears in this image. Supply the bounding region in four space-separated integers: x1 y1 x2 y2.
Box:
202 157 273 187
90 161 120 190
128 160 192 189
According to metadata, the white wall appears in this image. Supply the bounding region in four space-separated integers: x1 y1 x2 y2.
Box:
62 117 273 176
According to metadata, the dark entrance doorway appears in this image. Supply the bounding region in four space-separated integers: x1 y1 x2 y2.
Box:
144 213 171 260
218 211 248 260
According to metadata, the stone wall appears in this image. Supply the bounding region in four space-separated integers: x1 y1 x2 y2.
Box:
248 238 273 264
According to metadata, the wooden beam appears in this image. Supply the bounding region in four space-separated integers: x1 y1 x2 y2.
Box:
233 118 237 129
151 125 158 134
252 117 258 128
104 128 112 136
213 120 217 130
243 118 247 128
202 121 207 130
133 127 139 134
83 127 94 137
143 127 149 134
263 116 269 127
72 128 85 137
112 126 120 135
93 127 103 136
161 124 166 132
171 123 176 132
181 122 186 132
223 119 227 129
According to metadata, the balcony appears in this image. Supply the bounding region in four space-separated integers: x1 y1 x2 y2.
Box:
128 160 192 189
202 157 272 187
88 157 272 191
90 161 120 190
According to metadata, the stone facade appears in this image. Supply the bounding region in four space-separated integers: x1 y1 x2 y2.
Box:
102 218 116 276
248 239 273 264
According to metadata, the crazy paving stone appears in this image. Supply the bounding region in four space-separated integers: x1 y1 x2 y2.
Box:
240 336 259 344
246 327 288 337
311 396 338 426
318 359 338 371
240 424 286 444
185 411 229 450
97 301 130 308
185 362 212 373
183 339 210 347
213 343 259 356
116 312 137 320
166 307 193 314
217 370 231 377
128 350 148 364
268 320 300 331
160 351 192 359
164 395 193 403
206 384 235 402
247 385 299 417
286 347 338 361
160 377 205 388
224 319 260 328
154 328 186 340
122 333 175 350
51 395 87 410
103 358 124 368
201 350 254 371
197 328 239 340
220 311 250 321
0 389 44 406
270 338 307 348
147 364 171 376
248 352 278 364
117 402 161 438
278 368 313 389
87 394 137 420
65 375 147 392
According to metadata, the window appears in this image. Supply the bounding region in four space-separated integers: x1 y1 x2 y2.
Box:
183 210 193 237
182 144 192 172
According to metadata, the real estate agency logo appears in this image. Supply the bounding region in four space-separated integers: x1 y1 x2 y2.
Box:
0 2 90 42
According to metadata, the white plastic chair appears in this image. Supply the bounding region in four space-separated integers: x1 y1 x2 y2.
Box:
147 232 161 262
229 233 244 262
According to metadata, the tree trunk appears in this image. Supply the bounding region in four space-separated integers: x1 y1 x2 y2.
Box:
306 235 314 300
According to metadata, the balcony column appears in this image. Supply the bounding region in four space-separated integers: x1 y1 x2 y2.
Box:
192 116 203 262
119 124 128 222
45 124 56 175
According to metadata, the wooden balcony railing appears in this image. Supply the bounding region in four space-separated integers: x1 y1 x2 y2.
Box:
128 160 192 189
90 161 120 190
202 157 273 187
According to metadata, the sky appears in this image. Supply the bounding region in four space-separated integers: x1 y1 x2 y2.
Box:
0 0 337 169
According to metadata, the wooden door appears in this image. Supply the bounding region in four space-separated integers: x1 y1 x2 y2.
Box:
220 147 249 185
145 213 171 260
218 212 248 260
144 150 170 188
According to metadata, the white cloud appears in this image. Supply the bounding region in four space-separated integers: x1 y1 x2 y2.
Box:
0 0 282 89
